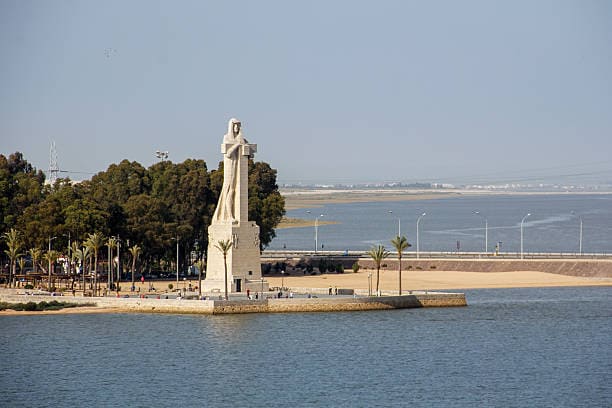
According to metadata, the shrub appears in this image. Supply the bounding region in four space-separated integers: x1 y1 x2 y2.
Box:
24 284 34 289
335 264 344 274
430 265 437 269
352 262 360 273
168 283 174 290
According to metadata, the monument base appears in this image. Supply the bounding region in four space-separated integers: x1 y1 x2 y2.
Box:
204 221 261 293
200 278 269 295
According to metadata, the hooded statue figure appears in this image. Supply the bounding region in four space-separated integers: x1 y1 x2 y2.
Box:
212 118 249 222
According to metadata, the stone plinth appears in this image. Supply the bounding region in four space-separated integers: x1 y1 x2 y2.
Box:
203 221 262 293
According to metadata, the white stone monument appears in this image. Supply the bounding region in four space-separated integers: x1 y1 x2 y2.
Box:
203 118 265 294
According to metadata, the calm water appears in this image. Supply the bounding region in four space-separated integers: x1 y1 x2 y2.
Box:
270 193 612 253
1 287 610 407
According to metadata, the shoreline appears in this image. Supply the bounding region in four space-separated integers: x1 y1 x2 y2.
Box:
1 270 608 316
281 189 612 210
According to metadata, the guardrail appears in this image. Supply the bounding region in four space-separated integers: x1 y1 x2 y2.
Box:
262 250 612 260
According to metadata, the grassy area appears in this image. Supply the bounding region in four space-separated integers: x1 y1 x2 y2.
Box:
0 300 95 312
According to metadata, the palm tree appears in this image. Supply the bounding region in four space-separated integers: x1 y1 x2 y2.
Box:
195 259 206 298
128 245 142 289
3 228 22 288
17 257 26 286
391 235 411 295
43 249 60 291
74 246 91 295
214 239 233 300
85 232 104 296
106 237 117 290
367 244 389 296
69 241 81 292
29 248 42 275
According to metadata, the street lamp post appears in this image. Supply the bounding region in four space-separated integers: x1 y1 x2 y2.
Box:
368 272 372 296
171 236 179 288
388 210 401 236
520 213 531 259
116 236 121 287
416 213 426 259
579 216 583 255
306 211 324 253
155 150 169 162
473 211 488 254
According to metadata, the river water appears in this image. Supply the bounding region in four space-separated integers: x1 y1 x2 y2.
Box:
270 193 612 253
1 286 610 407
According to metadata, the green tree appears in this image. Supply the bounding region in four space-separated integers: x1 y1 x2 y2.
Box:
3 228 22 287
29 247 42 275
390 235 411 295
195 259 206 297
367 244 389 295
128 244 142 288
69 241 81 291
85 233 105 296
0 153 45 234
17 257 26 276
215 239 232 300
73 245 91 295
248 161 285 249
106 237 117 289
43 249 60 291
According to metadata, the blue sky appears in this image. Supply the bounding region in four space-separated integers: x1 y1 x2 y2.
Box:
1 0 611 185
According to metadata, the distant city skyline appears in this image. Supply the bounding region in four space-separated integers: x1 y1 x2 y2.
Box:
2 1 611 186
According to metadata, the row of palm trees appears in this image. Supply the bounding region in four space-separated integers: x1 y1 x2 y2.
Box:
366 235 411 296
5 226 409 298
2 228 142 294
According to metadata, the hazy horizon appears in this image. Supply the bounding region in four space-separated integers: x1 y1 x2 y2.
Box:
2 1 611 186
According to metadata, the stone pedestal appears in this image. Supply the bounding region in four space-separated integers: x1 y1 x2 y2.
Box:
202 221 263 293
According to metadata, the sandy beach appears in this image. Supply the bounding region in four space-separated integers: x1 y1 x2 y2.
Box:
265 269 612 291
49 269 612 296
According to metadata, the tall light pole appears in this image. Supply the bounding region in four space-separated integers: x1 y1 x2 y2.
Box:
571 211 584 255
388 210 401 236
48 236 57 291
172 236 179 288
416 212 426 259
473 211 488 253
155 150 169 162
579 216 583 255
520 213 531 259
116 236 121 286
306 211 324 253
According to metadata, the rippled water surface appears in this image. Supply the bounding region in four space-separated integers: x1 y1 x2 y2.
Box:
270 194 612 253
1 287 610 407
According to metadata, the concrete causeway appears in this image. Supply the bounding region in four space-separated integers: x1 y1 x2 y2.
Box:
0 291 466 314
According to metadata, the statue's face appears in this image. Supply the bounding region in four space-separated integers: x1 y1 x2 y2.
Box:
233 122 241 135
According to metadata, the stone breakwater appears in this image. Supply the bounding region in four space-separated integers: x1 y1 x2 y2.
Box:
0 292 466 314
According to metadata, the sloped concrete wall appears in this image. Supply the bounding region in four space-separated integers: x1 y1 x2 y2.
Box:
356 259 612 278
